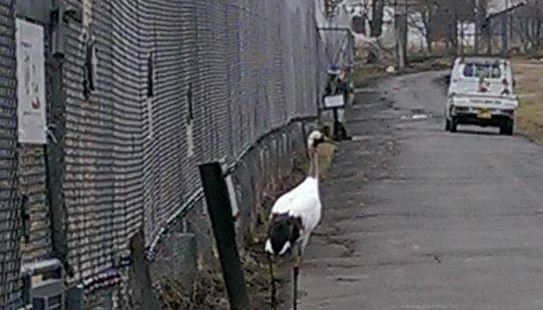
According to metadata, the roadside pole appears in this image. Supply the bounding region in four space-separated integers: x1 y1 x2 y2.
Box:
475 0 480 55
394 0 407 72
199 162 250 310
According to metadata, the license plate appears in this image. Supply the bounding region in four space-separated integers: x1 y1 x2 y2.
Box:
477 109 492 119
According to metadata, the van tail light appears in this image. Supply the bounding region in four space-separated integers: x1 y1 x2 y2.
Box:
502 78 509 86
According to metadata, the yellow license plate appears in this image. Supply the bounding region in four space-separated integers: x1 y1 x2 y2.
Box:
477 109 492 119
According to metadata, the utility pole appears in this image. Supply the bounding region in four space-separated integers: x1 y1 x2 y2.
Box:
394 0 399 69
508 0 513 52
403 0 408 64
452 1 458 56
474 0 480 54
394 0 407 71
460 18 465 57
501 0 509 55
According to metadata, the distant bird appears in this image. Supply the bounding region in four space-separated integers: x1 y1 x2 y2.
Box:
265 130 334 309
386 65 395 73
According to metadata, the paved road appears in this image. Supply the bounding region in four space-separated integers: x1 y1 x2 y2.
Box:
300 72 543 310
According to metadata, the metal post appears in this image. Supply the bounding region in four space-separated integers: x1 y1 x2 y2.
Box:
332 107 340 138
474 0 480 54
403 0 408 66
487 19 493 55
47 0 69 271
66 285 84 310
460 20 465 57
453 10 458 56
199 162 250 310
393 0 399 69
394 0 406 72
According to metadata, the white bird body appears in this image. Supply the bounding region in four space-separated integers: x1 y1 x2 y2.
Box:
265 130 325 257
265 130 330 309
269 177 321 250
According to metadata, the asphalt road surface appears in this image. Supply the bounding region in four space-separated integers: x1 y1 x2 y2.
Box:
300 72 543 310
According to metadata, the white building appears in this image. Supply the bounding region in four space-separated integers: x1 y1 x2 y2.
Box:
487 0 526 14
315 0 356 66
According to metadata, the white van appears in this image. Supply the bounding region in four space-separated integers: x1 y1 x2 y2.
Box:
445 57 518 135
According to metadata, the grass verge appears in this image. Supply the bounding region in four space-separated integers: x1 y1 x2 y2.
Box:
513 59 543 143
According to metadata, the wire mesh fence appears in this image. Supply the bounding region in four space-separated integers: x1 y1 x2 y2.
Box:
56 0 341 290
0 1 22 308
0 0 354 307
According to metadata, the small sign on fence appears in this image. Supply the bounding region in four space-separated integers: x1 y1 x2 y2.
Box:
16 19 47 144
323 94 345 109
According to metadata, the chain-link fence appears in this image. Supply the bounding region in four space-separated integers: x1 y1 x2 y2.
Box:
56 0 336 292
0 1 22 308
482 4 543 56
59 0 144 284
0 0 352 307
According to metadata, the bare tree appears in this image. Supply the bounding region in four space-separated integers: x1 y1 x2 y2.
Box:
411 0 484 54
370 0 386 37
473 0 489 54
518 5 542 55
415 0 440 53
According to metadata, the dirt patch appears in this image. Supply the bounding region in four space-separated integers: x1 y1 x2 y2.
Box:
157 268 227 310
404 56 453 73
513 59 543 143
352 65 388 88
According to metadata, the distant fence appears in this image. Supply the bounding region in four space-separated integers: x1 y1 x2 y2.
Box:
2 0 354 308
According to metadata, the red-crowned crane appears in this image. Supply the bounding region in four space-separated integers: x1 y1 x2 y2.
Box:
265 130 333 309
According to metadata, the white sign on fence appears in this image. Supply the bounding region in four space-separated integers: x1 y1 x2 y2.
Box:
16 19 47 144
323 94 345 109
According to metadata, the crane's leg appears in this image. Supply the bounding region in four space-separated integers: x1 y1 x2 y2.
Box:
267 253 277 308
293 244 302 310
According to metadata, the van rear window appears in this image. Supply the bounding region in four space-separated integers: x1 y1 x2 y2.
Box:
462 63 501 79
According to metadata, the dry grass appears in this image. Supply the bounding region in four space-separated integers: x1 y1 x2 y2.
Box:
352 65 388 88
512 59 543 143
318 143 337 180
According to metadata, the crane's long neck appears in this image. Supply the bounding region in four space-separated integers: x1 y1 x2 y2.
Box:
308 148 319 179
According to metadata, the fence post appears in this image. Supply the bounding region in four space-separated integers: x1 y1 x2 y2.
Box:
199 162 250 310
47 13 69 270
